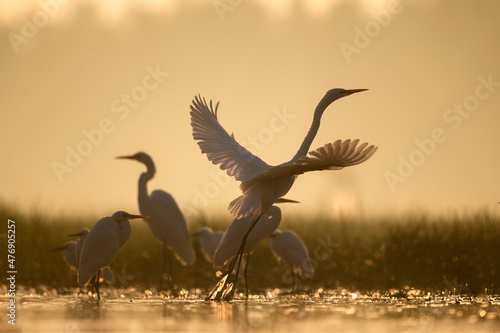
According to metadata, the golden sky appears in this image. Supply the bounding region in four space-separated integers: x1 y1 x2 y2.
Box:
1 0 500 219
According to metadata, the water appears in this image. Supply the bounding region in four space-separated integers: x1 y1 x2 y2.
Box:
2 288 500 332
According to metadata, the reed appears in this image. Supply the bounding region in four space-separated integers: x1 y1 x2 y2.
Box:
1 202 499 295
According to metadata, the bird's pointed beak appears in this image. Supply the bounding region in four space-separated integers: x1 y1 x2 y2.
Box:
125 213 150 220
116 155 136 160
68 231 85 237
344 88 368 94
48 245 67 252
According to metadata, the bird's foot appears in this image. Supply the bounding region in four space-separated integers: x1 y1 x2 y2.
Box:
205 271 235 301
159 274 179 297
221 281 236 301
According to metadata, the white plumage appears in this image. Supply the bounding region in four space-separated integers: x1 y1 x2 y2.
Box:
68 227 114 284
213 206 281 267
118 152 195 266
190 89 377 220
196 226 224 263
270 230 314 278
191 88 377 300
77 211 147 299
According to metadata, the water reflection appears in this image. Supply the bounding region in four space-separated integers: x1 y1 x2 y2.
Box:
2 290 500 332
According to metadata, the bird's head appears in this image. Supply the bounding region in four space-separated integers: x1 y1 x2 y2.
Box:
116 152 153 165
325 88 368 103
48 241 75 252
111 211 150 223
270 230 282 238
67 228 89 238
194 226 213 237
316 88 368 115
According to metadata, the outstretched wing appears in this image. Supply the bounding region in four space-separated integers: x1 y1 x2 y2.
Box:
190 95 271 182
241 139 377 192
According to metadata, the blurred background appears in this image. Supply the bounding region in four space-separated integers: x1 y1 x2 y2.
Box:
1 0 500 220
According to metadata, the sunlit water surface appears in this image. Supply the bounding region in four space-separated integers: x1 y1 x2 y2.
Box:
2 288 500 332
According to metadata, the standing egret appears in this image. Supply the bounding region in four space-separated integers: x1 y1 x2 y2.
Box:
117 152 196 291
78 211 148 300
68 228 114 284
213 206 282 297
68 228 89 267
270 230 314 290
196 227 224 263
190 89 377 300
195 226 246 281
49 241 78 271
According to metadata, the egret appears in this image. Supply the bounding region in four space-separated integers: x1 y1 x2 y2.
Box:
190 89 377 300
77 211 148 300
68 228 89 267
68 228 114 284
117 152 195 291
49 241 78 271
213 206 282 297
269 230 314 290
196 227 224 263
195 226 246 283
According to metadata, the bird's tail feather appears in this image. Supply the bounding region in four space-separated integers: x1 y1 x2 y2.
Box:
228 195 261 219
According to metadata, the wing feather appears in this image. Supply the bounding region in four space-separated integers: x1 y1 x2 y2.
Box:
241 140 377 192
190 95 271 182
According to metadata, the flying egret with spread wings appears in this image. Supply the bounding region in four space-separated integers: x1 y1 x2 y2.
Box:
77 211 148 300
118 152 195 292
190 88 377 300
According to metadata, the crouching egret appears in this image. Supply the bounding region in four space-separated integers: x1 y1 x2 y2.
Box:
190 89 377 300
117 152 195 292
270 230 314 290
77 211 148 300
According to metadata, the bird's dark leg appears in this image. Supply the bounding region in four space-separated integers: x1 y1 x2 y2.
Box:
159 244 178 297
166 249 179 296
206 212 263 301
290 265 298 293
88 275 96 296
95 270 101 300
167 245 174 281
244 253 250 298
159 243 166 290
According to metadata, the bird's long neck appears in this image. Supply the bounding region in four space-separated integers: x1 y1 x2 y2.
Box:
138 163 155 210
290 98 331 162
117 221 132 248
